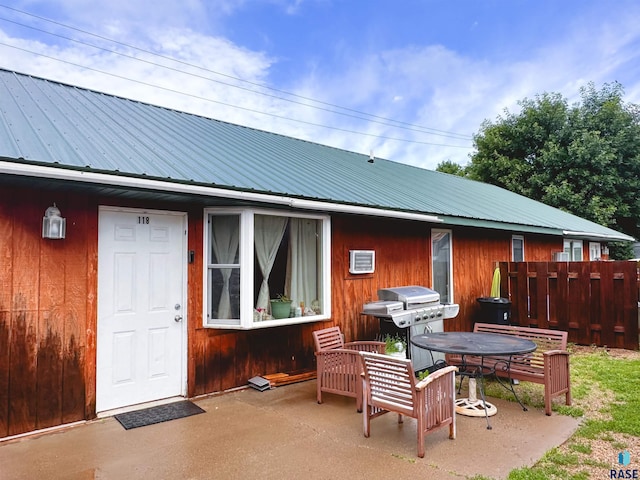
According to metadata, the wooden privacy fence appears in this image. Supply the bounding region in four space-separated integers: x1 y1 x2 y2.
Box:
499 261 639 350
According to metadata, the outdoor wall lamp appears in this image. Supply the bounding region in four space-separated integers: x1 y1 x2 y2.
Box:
42 203 66 239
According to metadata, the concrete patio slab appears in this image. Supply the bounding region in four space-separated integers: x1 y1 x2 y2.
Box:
0 379 580 480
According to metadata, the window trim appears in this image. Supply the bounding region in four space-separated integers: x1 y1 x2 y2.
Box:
203 207 331 329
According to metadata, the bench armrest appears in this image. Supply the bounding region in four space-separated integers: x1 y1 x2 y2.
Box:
542 349 569 357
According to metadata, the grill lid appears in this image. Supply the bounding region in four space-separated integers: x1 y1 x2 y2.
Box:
377 285 440 307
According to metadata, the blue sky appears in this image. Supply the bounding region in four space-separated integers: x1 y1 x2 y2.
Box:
1 0 639 170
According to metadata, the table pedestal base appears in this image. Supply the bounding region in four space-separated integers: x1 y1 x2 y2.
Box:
455 377 497 417
455 398 498 417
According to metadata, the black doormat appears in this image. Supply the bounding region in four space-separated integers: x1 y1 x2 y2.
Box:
115 400 205 430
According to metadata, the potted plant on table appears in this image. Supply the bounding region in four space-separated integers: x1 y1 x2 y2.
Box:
269 294 293 319
383 334 407 359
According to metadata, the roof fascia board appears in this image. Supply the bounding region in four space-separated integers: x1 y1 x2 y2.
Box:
0 160 443 224
562 230 635 242
438 216 563 236
439 216 634 242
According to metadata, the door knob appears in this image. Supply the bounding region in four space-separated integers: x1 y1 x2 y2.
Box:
174 315 183 322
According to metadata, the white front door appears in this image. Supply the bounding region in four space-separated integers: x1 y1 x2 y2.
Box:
97 207 187 412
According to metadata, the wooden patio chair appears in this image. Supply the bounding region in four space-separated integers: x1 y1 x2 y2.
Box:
359 351 458 458
312 326 385 412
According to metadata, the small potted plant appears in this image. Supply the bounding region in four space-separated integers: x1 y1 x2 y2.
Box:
270 294 293 319
383 334 407 359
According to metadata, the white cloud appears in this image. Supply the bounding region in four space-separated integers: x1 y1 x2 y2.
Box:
279 7 640 169
1 0 640 172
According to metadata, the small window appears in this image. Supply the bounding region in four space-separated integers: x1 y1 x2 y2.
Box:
432 229 453 303
589 242 602 260
204 209 331 329
512 235 524 262
563 239 583 261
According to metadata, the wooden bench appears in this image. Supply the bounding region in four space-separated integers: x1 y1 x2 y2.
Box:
447 323 571 415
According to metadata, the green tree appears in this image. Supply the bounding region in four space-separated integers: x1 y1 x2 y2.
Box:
435 159 468 176
468 82 640 258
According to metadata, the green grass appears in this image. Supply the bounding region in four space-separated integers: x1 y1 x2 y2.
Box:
471 346 640 480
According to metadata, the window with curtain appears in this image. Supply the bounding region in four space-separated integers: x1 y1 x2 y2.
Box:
204 209 330 329
207 214 241 326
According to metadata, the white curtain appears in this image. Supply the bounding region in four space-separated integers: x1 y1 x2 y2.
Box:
211 216 239 319
286 218 317 308
254 215 288 309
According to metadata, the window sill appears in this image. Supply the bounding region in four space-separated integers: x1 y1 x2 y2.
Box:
205 314 329 330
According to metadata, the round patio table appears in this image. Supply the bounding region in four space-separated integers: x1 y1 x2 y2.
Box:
411 331 536 429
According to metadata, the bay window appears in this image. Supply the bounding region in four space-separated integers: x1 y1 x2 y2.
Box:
204 208 331 328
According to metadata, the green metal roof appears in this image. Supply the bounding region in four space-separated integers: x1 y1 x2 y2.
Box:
0 68 633 242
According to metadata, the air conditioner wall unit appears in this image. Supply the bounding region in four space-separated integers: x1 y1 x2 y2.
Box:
552 252 570 261
349 250 375 274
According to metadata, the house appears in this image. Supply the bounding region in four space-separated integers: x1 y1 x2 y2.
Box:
0 68 633 439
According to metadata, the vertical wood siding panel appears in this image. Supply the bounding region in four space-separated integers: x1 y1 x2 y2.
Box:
234 332 252 386
452 231 510 332
0 310 9 437
217 333 236 391
8 308 38 436
0 193 13 437
36 239 65 429
8 198 41 436
84 198 98 419
192 338 207 397
35 320 63 429
187 207 204 397
62 197 90 424
204 334 221 394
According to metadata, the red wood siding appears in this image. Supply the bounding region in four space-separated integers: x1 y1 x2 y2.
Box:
0 188 94 438
1 185 631 439
448 229 563 332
